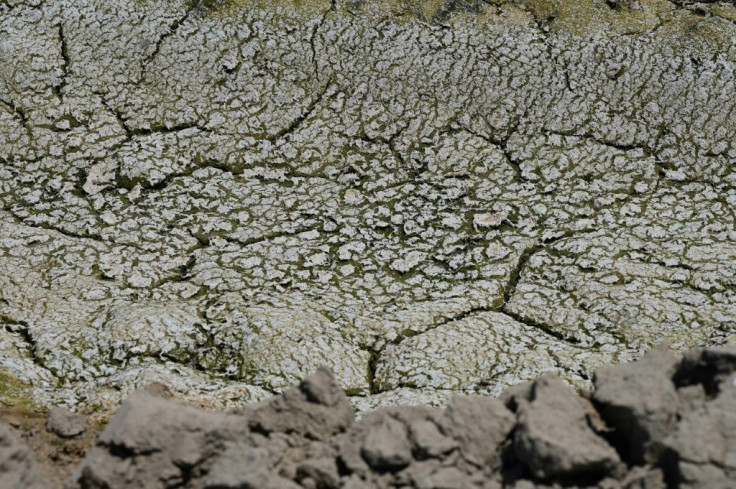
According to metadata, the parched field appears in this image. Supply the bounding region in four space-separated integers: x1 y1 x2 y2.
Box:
1 0 736 413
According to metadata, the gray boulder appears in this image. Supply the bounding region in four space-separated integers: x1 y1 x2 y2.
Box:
621 467 666 489
201 443 300 489
46 407 87 438
592 347 680 464
674 344 736 394
246 366 354 441
360 417 413 472
72 391 239 489
413 465 478 489
676 384 707 414
337 406 441 477
73 368 350 489
662 375 736 489
500 382 533 413
440 396 515 468
296 457 341 489
515 375 621 480
0 424 48 489
408 418 458 460
205 469 301 489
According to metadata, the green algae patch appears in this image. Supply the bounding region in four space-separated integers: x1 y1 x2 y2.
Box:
130 0 705 37
0 369 36 410
136 0 334 15
359 0 720 41
514 0 675 35
713 7 736 22
209 0 334 16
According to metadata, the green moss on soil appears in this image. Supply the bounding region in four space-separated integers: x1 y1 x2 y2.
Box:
136 0 333 15
713 7 736 22
133 0 731 45
0 369 37 411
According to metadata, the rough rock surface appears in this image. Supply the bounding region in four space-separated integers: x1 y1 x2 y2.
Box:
1 343 734 488
592 346 680 464
2 0 736 411
515 375 622 480
0 423 46 489
45 407 87 438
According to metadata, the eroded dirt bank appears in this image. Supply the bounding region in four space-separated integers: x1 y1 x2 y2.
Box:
2 343 735 488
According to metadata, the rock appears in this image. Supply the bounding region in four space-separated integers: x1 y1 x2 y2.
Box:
676 384 706 414
0 424 48 489
414 466 476 489
341 475 373 489
276 438 337 482
477 479 502 489
246 367 354 441
205 469 302 489
440 396 515 468
201 445 269 488
202 444 299 489
515 375 621 480
662 376 736 489
408 418 458 459
72 391 240 489
46 407 87 438
500 381 533 413
296 457 341 489
360 417 413 472
592 347 680 464
337 407 430 477
674 344 736 394
622 467 666 489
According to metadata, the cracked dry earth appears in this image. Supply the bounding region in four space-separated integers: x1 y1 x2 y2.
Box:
2 0 736 415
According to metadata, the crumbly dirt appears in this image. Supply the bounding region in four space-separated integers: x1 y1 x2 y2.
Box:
0 406 103 486
4 344 736 488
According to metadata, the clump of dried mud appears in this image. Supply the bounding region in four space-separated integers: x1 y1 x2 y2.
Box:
2 344 735 488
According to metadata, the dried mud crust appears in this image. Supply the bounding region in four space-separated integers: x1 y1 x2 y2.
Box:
1 0 736 411
0 406 103 488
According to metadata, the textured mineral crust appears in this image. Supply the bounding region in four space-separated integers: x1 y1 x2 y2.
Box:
2 344 735 488
2 0 736 412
